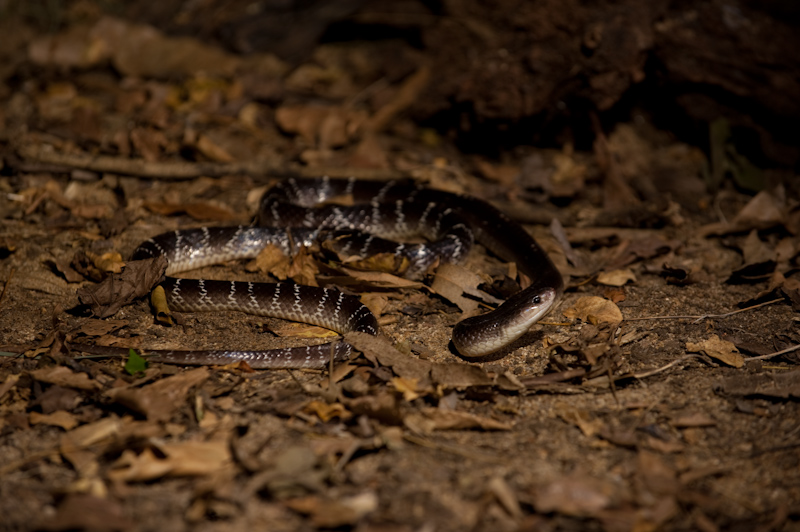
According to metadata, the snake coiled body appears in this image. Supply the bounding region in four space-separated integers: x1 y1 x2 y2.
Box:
130 177 563 368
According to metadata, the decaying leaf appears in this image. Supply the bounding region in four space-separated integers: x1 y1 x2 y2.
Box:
77 256 168 319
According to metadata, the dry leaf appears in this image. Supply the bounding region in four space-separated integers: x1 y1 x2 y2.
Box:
596 268 636 287
557 408 604 437
60 416 123 475
0 374 20 401
534 474 616 517
109 439 232 482
151 285 173 326
404 409 512 434
105 367 210 422
429 363 493 389
77 256 167 319
344 332 432 382
269 321 339 339
36 494 133 532
670 412 716 428
562 296 623 326
284 492 378 528
391 376 422 401
303 400 351 422
431 262 502 314
29 366 102 391
30 410 79 431
686 334 744 368
195 134 235 163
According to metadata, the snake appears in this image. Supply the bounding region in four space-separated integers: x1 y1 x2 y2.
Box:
123 177 564 369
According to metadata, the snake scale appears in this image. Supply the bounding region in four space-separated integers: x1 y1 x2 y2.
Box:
126 177 564 369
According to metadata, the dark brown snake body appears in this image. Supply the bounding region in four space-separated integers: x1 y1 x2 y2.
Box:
124 177 563 369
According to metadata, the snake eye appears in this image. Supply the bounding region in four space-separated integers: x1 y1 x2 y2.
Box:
533 295 541 304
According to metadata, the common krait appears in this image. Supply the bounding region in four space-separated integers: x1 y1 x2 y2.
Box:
88 177 564 369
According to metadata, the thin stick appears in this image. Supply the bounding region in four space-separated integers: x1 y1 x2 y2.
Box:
16 145 406 181
631 354 711 379
745 343 800 362
623 298 783 323
583 354 712 387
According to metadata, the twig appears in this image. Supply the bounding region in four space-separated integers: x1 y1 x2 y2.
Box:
631 354 712 379
583 354 713 387
745 343 800 362
623 298 783 324
16 145 406 181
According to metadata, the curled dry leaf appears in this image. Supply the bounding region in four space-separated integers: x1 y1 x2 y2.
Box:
686 334 744 368
77 256 167 319
562 296 623 326
151 285 173 326
195 134 235 163
431 262 502 315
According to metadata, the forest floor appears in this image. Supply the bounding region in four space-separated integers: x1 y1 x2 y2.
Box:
0 5 799 532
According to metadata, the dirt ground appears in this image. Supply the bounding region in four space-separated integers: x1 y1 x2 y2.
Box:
1 3 800 532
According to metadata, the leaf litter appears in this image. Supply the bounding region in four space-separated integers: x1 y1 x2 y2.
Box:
0 6 799 532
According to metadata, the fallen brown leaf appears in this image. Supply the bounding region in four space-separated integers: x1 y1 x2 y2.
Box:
29 366 102 392
534 474 617 517
77 256 167 319
404 408 512 433
109 439 232 482
563 296 623 326
29 410 79 431
105 367 210 422
686 335 744 368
